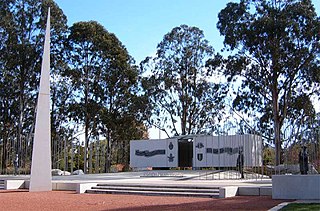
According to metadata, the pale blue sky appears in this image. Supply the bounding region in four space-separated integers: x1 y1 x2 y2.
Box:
54 0 237 63
54 0 319 64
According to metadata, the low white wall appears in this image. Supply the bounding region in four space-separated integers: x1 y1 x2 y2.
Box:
219 186 238 198
238 187 260 196
5 180 25 189
238 186 272 196
272 175 320 200
54 182 77 191
25 180 77 191
4 180 89 193
76 183 97 194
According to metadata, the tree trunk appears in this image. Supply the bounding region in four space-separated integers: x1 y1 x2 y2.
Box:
95 141 99 173
1 132 8 171
83 57 89 174
105 129 111 173
64 138 67 173
274 117 281 166
271 75 281 166
84 117 88 173
17 92 23 158
89 142 92 174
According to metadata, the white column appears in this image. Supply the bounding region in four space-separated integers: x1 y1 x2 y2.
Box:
29 8 52 192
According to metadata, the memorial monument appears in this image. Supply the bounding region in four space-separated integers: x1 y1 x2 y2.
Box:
29 8 52 192
130 134 262 169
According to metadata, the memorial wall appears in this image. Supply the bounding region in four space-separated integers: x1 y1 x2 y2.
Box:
130 134 262 168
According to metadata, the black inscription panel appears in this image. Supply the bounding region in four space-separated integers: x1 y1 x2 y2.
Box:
135 149 166 157
206 147 243 155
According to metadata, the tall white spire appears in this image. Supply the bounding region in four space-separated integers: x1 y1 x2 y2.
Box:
29 8 52 192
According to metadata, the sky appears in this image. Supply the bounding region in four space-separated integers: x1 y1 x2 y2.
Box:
53 0 319 139
54 0 235 63
54 0 319 64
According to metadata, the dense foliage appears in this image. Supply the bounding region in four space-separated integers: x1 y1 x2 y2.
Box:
141 25 227 136
0 0 149 173
207 0 320 164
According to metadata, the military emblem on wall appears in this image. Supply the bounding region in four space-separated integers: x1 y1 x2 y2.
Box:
169 142 174 150
196 142 204 149
168 153 174 162
197 153 203 161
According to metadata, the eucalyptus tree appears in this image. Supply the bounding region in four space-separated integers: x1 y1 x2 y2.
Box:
0 0 69 171
141 25 227 137
0 1 17 170
101 90 150 169
67 21 103 173
0 0 41 169
67 21 148 172
100 78 150 170
207 0 320 165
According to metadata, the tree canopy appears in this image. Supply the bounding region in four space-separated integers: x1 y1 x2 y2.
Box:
66 21 149 172
0 2 149 173
0 0 68 171
207 0 320 165
141 25 227 136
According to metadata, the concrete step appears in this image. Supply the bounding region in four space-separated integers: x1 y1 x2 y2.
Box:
96 183 218 190
93 185 219 194
0 180 4 189
86 188 219 198
86 183 220 198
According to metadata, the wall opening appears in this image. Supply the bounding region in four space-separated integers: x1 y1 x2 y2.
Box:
178 140 193 167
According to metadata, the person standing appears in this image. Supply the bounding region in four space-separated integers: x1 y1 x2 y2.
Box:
237 148 244 179
299 146 308 175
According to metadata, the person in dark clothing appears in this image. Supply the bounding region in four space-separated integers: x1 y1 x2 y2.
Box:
299 146 308 175
237 148 244 179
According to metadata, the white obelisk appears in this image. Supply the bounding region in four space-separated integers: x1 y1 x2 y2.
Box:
29 8 52 192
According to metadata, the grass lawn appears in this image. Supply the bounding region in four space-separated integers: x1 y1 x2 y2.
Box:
280 203 320 211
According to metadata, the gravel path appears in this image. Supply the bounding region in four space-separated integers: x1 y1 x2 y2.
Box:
0 190 291 211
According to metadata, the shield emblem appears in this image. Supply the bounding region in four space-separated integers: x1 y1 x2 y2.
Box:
197 153 203 161
169 142 174 150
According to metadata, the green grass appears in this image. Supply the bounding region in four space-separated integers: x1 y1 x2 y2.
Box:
280 203 320 211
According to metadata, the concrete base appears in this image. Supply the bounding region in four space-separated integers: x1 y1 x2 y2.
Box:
76 183 98 194
24 180 78 191
0 171 273 197
272 175 320 200
54 182 77 191
4 179 272 197
238 186 272 196
238 187 260 196
219 186 238 198
260 186 272 196
5 180 25 189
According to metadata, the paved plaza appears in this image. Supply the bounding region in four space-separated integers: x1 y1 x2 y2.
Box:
1 171 319 210
0 170 272 189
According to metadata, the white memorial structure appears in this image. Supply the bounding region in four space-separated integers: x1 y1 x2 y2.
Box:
29 8 52 192
130 134 262 168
